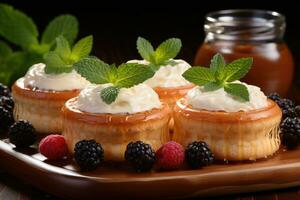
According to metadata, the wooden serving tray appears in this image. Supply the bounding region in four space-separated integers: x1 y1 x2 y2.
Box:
1 137 300 200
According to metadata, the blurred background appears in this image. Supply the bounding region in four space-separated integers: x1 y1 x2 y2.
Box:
1 0 300 98
1 0 299 63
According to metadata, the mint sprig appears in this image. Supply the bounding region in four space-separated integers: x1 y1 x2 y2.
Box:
182 53 253 102
0 3 79 85
0 40 26 85
41 15 78 46
74 57 155 104
44 35 93 74
136 37 182 70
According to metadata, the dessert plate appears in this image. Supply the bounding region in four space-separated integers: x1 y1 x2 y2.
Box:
1 137 300 200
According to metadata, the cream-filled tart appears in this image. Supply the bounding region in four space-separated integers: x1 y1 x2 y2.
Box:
173 82 282 161
12 63 90 134
128 59 194 108
62 84 171 161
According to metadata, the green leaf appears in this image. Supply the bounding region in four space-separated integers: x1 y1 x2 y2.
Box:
224 58 253 82
146 63 160 72
73 57 113 84
155 38 182 64
100 86 120 104
204 82 223 91
182 67 215 86
210 53 226 80
0 51 26 85
0 40 12 58
55 36 71 60
70 35 93 61
41 14 78 46
162 59 178 66
224 83 250 102
0 4 38 48
44 52 72 74
115 63 155 88
136 37 155 62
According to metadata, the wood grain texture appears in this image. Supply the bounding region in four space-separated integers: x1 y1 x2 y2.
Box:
2 138 300 199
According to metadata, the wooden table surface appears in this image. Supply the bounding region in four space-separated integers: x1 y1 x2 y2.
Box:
1 39 300 200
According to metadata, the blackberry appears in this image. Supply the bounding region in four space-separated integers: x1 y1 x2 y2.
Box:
125 141 156 172
280 117 300 149
277 98 294 111
282 107 297 118
268 92 281 102
0 107 14 133
8 120 36 148
295 105 300 117
0 83 11 97
185 141 214 168
74 140 104 171
0 96 14 112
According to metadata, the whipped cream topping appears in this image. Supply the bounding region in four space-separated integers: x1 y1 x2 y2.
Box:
127 59 191 88
186 81 268 112
76 84 161 114
23 63 90 91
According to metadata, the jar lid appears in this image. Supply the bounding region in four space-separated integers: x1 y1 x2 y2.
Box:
205 9 286 41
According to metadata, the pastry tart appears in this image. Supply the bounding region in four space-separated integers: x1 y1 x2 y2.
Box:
12 78 80 134
154 84 195 109
173 98 282 161
62 98 171 161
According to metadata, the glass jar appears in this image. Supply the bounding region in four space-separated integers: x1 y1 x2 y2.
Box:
194 10 294 97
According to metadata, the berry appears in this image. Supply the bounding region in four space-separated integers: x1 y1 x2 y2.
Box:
156 141 184 170
295 105 300 117
0 106 14 133
74 140 104 171
0 83 11 97
39 135 69 160
277 98 294 111
268 92 281 102
282 107 297 118
0 96 14 112
280 117 300 148
185 141 214 168
8 120 36 148
125 141 156 172
281 132 299 149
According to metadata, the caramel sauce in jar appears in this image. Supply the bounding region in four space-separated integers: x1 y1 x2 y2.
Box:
194 10 294 96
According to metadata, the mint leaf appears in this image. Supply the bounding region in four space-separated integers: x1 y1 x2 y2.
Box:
115 63 155 88
162 59 178 66
0 4 39 48
210 53 226 80
224 83 249 102
44 52 72 74
155 38 181 64
55 36 71 60
5 51 26 85
224 58 253 82
100 86 120 104
73 57 113 84
70 35 93 61
204 82 222 91
41 14 78 46
0 40 12 57
136 37 155 62
182 67 215 86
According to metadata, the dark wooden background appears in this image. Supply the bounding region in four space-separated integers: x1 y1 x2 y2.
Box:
1 0 300 199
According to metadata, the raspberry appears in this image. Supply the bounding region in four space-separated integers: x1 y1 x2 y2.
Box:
156 141 184 170
39 134 69 159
